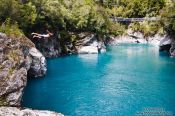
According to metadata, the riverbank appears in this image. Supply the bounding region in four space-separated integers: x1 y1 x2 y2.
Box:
109 30 175 58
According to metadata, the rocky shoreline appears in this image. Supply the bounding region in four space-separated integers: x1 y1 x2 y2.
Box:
0 107 63 116
109 30 175 58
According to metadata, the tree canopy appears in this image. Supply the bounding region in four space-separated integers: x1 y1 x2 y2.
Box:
0 0 174 38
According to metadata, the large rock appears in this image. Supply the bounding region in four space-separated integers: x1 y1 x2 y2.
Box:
113 31 147 44
77 33 106 54
28 47 47 77
147 34 165 46
112 35 147 44
78 46 98 54
0 33 46 106
159 35 172 52
0 107 63 116
156 35 175 57
159 36 172 46
110 30 166 46
170 41 175 57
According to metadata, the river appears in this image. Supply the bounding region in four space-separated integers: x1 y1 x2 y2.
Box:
22 44 175 116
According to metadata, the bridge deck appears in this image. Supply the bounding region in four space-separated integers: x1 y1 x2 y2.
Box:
111 17 161 22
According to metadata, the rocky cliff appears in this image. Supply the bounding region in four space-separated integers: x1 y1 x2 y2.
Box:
31 32 107 57
0 33 47 109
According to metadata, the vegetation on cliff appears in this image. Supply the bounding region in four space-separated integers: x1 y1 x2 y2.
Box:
0 0 174 38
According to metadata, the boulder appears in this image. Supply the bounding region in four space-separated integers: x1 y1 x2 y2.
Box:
76 33 106 54
113 35 147 44
113 30 148 44
127 31 147 44
159 36 172 46
170 42 175 57
28 47 47 77
0 107 63 116
147 34 164 46
110 31 167 46
159 36 172 52
78 46 98 54
132 31 144 39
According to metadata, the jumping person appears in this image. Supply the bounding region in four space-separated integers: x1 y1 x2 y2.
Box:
31 30 53 39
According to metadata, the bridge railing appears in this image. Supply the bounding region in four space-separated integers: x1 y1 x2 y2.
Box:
110 17 161 22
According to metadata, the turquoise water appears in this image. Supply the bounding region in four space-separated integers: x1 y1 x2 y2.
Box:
22 44 175 116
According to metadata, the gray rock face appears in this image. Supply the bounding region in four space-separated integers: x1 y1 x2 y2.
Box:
170 41 175 57
147 34 165 46
78 46 98 54
0 34 46 106
28 47 47 77
113 35 145 44
110 30 165 46
77 33 106 54
159 36 172 52
31 36 62 58
113 31 148 44
31 32 107 56
0 107 63 116
159 36 172 46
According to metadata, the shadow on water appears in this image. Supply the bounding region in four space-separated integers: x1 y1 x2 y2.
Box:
159 51 170 57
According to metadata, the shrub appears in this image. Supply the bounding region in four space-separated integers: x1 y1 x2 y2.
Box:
0 18 24 38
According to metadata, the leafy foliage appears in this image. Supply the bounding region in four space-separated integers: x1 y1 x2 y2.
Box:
130 21 165 37
160 1 175 36
0 18 24 37
0 0 174 38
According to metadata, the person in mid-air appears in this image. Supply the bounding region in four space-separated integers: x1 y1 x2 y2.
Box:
31 30 53 39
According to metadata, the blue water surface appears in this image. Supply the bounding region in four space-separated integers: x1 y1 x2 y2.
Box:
22 44 175 116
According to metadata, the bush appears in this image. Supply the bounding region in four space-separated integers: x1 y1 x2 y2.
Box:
129 21 165 37
0 18 24 38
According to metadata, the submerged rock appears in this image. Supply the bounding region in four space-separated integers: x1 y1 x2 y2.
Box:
0 107 63 116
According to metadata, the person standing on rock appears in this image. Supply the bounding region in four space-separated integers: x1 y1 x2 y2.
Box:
31 30 53 39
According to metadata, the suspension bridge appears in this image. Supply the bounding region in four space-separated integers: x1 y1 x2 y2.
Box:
110 17 161 22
